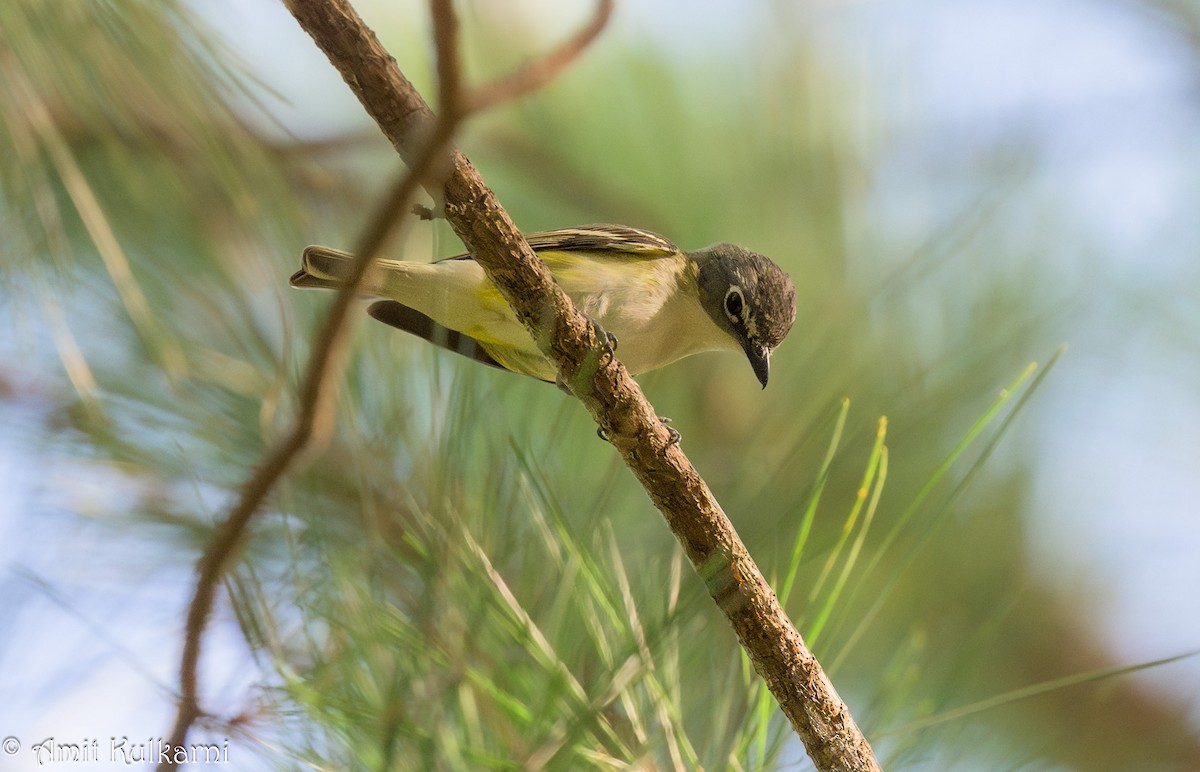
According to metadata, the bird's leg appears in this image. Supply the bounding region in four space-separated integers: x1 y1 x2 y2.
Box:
564 318 621 441
411 203 437 220
561 317 619 397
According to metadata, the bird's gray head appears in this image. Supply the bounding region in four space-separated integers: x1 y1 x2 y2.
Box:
693 243 796 388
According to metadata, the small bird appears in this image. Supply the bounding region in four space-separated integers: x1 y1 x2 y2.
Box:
290 225 796 387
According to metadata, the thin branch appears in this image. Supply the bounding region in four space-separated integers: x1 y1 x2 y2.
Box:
159 170 448 769
460 0 614 115
430 0 462 118
284 1 877 770
156 13 466 770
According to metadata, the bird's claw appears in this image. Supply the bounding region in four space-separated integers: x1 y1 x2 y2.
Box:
602 331 618 364
587 319 618 367
659 416 681 446
560 321 617 397
596 418 679 445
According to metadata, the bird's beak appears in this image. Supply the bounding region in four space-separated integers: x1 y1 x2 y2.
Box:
744 343 771 389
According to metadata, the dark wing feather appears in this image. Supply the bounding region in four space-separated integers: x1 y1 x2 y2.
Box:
367 301 508 373
525 225 679 255
434 225 679 263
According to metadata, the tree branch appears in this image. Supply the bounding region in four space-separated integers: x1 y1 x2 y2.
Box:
460 0 614 114
284 1 880 770
157 6 470 767
159 160 454 771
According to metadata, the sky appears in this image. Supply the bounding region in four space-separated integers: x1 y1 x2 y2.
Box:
853 0 1200 705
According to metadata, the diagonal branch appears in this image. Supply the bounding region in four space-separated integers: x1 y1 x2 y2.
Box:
284 1 879 771
158 156 453 770
158 0 613 765
157 5 474 766
460 0 614 115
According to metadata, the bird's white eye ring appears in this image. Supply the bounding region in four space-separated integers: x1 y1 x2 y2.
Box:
724 286 745 322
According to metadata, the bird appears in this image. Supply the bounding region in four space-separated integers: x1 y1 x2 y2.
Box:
290 224 796 388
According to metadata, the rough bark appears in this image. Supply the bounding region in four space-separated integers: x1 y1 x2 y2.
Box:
282 2 880 769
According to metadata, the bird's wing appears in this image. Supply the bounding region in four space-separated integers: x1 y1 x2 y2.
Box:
368 301 504 370
367 301 554 383
435 225 680 263
526 225 680 257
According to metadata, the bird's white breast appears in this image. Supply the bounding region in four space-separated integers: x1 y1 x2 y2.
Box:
560 259 736 375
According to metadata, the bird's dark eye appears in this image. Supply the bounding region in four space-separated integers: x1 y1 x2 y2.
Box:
724 286 744 322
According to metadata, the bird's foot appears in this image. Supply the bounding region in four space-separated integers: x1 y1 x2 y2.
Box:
596 418 680 446
659 416 681 446
562 319 619 396
587 318 618 367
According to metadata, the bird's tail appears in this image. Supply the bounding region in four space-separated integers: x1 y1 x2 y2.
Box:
290 246 415 297
289 245 357 291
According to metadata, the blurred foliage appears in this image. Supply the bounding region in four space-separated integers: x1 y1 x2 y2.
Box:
2 0 1199 770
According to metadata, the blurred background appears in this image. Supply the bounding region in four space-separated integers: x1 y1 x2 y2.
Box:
2 0 1199 769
